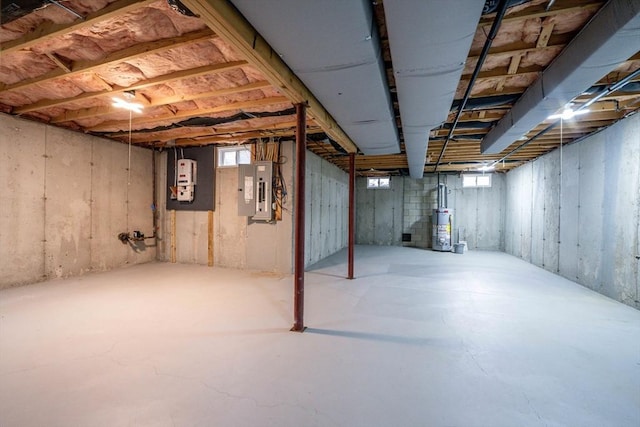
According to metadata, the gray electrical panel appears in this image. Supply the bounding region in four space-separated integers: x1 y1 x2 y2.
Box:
238 161 274 221
253 161 273 221
238 164 256 216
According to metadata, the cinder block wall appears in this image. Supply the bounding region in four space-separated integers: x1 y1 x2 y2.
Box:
504 113 640 309
0 114 155 288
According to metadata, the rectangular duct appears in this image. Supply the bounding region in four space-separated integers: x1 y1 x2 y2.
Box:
481 0 640 154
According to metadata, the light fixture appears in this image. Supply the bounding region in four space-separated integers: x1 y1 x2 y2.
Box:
112 91 144 113
548 106 589 120
477 164 495 172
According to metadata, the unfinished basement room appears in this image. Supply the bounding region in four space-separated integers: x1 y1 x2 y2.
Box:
0 0 639 426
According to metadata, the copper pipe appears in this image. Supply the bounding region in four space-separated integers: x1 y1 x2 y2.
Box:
347 152 355 279
292 103 306 332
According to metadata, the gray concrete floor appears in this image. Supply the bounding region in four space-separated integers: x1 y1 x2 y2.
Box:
1 246 639 427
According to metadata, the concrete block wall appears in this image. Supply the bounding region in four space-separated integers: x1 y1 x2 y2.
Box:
357 174 504 250
0 114 155 289
504 113 640 309
304 150 349 266
156 141 294 273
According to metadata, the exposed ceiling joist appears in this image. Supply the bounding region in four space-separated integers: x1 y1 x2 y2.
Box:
88 96 290 132
1 28 216 94
180 0 358 153
121 118 317 143
51 80 271 123
15 60 247 114
173 125 323 146
478 1 602 26
1 0 158 54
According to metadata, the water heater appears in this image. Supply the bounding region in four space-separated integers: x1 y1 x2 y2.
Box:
432 183 453 251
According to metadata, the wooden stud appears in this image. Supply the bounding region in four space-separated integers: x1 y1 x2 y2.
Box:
170 210 176 263
208 210 214 267
45 52 71 73
507 54 523 75
536 22 555 48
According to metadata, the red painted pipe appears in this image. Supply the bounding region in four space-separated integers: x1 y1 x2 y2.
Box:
292 103 306 332
347 152 355 279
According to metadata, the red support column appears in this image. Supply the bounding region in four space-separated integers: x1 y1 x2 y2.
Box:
292 103 306 332
347 152 355 279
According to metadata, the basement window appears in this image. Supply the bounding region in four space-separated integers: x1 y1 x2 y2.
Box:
367 176 390 189
462 174 492 188
217 146 251 167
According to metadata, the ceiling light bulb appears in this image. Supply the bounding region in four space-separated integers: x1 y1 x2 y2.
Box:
548 107 590 120
477 164 495 172
112 97 144 113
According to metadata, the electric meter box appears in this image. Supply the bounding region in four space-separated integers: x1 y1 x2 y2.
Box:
177 159 197 202
238 164 256 216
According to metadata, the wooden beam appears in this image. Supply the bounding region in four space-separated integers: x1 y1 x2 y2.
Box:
497 53 523 91
536 22 555 48
88 96 290 132
467 33 571 60
208 210 214 267
45 52 72 73
172 125 323 146
0 0 158 54
479 1 602 26
2 28 216 94
462 64 543 80
180 0 358 154
152 80 271 106
111 118 315 142
15 59 246 114
170 210 176 263
50 80 271 123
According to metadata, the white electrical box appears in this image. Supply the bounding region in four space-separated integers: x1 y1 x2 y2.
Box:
177 159 197 202
238 164 256 216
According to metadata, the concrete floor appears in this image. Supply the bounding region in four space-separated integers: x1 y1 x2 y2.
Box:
1 246 639 427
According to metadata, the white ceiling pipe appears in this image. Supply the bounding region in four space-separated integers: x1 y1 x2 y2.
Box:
482 0 640 154
385 0 486 178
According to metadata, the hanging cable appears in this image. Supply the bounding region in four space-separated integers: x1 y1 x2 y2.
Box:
126 109 132 232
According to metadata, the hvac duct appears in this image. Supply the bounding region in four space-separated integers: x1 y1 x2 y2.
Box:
230 0 399 155
482 0 640 154
384 0 485 178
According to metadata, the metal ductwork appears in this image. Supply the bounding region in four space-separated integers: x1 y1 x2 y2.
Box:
384 0 485 178
230 0 399 155
481 0 640 154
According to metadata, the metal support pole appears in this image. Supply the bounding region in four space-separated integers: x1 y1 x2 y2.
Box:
292 102 306 332
347 152 355 279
